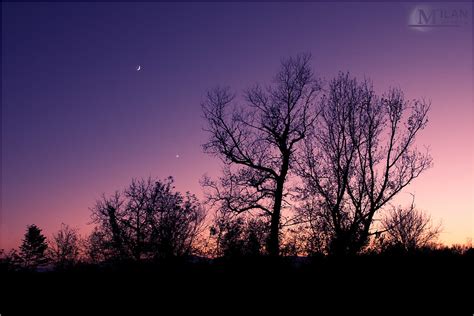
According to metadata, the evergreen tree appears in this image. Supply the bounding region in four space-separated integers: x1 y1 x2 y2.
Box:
19 224 49 270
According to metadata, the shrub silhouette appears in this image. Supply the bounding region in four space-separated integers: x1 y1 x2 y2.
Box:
90 177 205 261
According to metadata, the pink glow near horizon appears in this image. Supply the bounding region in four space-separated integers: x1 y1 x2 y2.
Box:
1 2 472 250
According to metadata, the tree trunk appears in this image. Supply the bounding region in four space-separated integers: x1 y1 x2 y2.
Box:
268 177 285 257
108 207 126 259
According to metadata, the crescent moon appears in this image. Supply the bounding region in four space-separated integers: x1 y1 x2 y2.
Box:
136 65 141 71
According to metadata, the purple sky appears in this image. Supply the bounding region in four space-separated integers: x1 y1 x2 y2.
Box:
2 2 473 249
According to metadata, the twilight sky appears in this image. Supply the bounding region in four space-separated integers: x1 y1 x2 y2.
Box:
1 2 473 249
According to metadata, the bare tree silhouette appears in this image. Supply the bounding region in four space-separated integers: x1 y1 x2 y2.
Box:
380 201 442 252
91 191 127 259
90 177 205 261
202 54 320 256
298 72 432 255
48 223 81 269
82 227 112 264
0 249 21 272
211 215 268 257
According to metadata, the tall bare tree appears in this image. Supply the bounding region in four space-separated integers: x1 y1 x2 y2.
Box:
298 72 432 255
202 54 320 256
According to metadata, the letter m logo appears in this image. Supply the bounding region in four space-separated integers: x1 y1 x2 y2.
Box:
418 9 436 25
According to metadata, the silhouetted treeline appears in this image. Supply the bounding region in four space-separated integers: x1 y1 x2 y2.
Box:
1 54 472 273
1 54 473 316
1 206 472 274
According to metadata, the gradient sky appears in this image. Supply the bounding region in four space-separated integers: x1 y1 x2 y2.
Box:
2 2 473 250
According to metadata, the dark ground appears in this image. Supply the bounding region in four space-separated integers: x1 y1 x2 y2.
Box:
1 255 472 315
